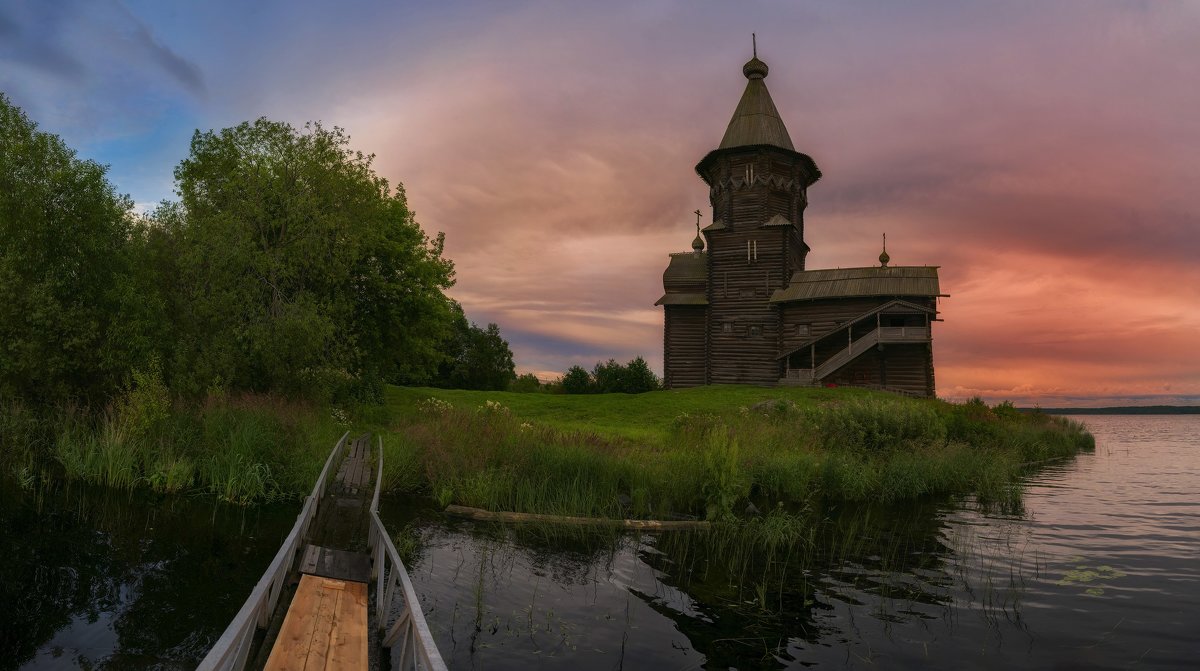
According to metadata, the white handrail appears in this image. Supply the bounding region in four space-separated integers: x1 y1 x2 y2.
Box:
370 435 449 671
196 431 350 671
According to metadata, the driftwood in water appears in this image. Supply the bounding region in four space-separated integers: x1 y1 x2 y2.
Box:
444 504 709 530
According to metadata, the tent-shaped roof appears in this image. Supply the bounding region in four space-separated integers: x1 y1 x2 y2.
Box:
718 56 794 151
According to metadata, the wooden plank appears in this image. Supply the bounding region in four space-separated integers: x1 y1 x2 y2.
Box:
444 504 709 530
300 544 371 583
264 574 368 671
331 580 368 669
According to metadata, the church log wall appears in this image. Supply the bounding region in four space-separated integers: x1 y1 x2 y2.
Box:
663 306 708 388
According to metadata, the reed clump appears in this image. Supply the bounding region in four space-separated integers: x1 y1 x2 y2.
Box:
2 389 335 503
380 387 1094 521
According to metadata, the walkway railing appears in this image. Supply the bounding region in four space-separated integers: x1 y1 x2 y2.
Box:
369 435 449 671
196 431 350 671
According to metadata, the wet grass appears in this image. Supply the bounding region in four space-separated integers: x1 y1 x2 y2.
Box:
2 394 341 504
375 386 1093 521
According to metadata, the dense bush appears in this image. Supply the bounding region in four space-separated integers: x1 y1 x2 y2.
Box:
560 366 593 394
509 373 543 393
557 356 661 394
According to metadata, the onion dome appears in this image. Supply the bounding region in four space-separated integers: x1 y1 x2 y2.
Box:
879 234 890 268
692 233 705 253
743 56 768 80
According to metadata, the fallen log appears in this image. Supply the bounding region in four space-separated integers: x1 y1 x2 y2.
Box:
444 504 709 530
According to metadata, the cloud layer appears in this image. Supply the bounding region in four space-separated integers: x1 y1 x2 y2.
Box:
3 1 1197 405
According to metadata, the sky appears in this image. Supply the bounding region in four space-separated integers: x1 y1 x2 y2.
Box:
2 0 1198 406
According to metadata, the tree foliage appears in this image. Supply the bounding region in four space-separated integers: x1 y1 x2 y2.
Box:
0 93 149 403
558 357 660 394
560 365 593 394
509 373 542 393
0 97 486 406
435 306 516 391
167 118 456 400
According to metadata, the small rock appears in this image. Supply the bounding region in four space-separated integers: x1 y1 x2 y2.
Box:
745 502 761 516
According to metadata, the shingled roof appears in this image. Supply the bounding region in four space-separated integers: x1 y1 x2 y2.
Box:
770 266 943 303
718 56 794 151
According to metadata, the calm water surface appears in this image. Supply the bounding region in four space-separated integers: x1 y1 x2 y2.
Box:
4 415 1197 669
383 415 1199 670
3 484 297 670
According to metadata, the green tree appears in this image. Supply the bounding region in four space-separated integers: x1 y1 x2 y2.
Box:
169 118 455 400
559 365 593 394
438 318 516 391
592 359 625 393
623 356 660 393
510 373 542 393
0 94 151 404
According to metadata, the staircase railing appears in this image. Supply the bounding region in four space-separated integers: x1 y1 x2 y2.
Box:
815 330 881 380
813 326 932 381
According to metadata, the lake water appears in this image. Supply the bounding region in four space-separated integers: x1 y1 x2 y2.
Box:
2 485 297 670
383 415 1200 670
6 415 1198 669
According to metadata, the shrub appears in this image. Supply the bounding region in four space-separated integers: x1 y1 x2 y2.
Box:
509 373 542 393
560 365 593 394
811 397 946 452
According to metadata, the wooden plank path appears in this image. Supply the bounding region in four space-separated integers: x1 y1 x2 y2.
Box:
261 434 374 670
263 575 367 670
198 432 447 671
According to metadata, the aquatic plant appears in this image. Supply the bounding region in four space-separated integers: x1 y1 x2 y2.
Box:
376 385 1095 519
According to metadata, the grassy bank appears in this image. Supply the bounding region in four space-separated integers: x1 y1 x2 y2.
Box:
375 386 1094 520
1 394 341 503
3 384 1093 513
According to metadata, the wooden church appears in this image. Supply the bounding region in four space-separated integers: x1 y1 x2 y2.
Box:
656 50 945 396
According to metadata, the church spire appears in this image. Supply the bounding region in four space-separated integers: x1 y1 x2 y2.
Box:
718 38 794 151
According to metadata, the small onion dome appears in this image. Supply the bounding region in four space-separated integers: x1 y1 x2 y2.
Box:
692 234 705 252
743 56 768 80
879 248 890 268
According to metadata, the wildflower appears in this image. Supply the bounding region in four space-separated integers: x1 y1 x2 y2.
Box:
479 400 509 414
418 398 453 415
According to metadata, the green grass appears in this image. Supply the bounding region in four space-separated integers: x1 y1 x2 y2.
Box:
1 384 1094 515
372 386 1094 520
2 394 342 504
384 384 880 443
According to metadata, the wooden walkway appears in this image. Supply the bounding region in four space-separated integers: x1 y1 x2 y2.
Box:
263 575 367 670
198 432 446 671
261 434 374 671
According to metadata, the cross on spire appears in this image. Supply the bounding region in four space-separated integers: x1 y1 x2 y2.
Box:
694 209 702 235
752 33 757 58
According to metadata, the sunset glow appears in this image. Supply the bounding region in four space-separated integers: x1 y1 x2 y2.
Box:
4 1 1198 405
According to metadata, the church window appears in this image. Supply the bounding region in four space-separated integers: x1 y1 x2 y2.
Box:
722 322 733 334
749 325 762 337
797 324 810 337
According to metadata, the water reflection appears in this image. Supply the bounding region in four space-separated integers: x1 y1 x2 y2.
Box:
1 480 296 670
383 415 1200 670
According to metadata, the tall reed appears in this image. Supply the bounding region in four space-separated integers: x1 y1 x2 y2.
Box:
380 392 1094 520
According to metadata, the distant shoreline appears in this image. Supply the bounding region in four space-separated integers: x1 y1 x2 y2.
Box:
1023 406 1200 415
